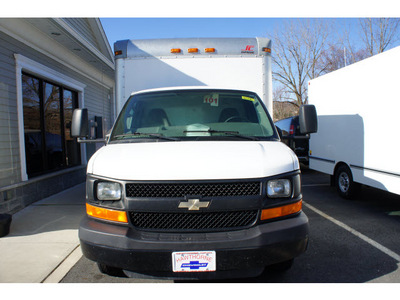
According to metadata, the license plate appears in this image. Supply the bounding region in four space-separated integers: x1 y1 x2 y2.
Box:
172 251 216 272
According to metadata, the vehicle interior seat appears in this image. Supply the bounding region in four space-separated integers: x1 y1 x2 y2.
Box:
144 108 170 127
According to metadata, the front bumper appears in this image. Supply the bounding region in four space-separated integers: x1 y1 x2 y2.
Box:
79 212 309 279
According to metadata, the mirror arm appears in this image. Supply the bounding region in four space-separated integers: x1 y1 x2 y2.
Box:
77 137 107 144
282 135 311 141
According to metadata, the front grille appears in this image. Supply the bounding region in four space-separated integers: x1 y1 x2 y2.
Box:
129 210 258 231
126 182 261 198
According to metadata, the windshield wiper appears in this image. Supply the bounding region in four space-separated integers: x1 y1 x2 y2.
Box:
114 132 179 141
183 129 259 141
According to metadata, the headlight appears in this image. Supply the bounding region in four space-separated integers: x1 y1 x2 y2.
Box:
267 179 291 198
97 182 122 200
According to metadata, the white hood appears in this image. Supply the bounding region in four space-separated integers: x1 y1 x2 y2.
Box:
87 141 298 181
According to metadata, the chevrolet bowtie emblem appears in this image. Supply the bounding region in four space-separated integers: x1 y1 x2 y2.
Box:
178 199 210 211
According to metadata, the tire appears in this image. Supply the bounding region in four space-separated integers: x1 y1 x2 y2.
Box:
335 165 360 199
97 263 125 277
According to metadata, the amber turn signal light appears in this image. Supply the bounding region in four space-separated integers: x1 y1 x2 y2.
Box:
260 201 302 221
205 48 216 53
86 203 128 223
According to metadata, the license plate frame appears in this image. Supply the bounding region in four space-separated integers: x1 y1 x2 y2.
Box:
172 251 216 272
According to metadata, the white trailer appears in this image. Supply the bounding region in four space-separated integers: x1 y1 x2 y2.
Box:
308 46 400 198
113 37 272 116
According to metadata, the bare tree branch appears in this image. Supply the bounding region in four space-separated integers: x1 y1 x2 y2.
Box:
359 18 400 56
272 19 332 106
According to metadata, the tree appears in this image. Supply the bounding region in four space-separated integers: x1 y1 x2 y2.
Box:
272 19 332 107
318 43 368 73
272 86 299 121
271 18 400 116
319 18 400 74
359 18 400 56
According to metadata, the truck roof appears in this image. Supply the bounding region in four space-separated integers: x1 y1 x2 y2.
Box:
129 86 259 97
114 37 271 59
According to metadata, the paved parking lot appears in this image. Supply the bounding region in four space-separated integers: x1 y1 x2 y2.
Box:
61 168 400 283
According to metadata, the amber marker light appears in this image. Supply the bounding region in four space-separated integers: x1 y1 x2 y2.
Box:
171 48 182 54
205 48 216 53
86 203 128 223
188 48 199 53
260 201 302 221
114 50 123 56
262 47 272 53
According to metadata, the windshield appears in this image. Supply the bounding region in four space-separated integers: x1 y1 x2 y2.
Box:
110 89 278 143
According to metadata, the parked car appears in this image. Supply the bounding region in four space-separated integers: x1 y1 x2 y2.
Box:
275 116 309 165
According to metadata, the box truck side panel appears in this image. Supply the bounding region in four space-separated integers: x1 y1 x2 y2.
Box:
114 38 272 116
309 46 400 195
117 57 268 114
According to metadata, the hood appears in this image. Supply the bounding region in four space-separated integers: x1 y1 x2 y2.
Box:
87 141 298 181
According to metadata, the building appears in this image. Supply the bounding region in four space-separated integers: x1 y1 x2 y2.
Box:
0 18 115 214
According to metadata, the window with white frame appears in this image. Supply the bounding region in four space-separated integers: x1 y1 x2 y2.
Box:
15 54 87 180
22 72 81 178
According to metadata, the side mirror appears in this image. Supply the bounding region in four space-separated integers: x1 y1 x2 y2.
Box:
71 108 89 138
299 105 318 134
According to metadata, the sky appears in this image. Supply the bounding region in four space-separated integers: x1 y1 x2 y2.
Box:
5 0 399 18
100 18 360 50
100 18 284 48
92 1 397 49
3 1 399 50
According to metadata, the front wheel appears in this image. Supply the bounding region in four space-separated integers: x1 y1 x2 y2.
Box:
335 165 360 199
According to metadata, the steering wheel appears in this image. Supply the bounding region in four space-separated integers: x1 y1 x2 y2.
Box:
224 116 249 123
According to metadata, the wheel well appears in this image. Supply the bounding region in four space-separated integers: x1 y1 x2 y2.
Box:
331 162 351 186
334 162 350 177
333 161 361 199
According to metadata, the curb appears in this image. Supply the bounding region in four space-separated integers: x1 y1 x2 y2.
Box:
42 245 83 283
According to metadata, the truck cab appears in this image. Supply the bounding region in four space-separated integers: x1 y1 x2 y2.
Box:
73 86 317 279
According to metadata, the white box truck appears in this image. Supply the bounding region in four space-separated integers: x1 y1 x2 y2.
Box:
309 45 400 199
72 37 317 280
113 38 273 116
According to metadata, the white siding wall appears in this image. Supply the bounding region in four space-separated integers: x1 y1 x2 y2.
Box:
0 30 113 188
63 18 99 49
0 32 21 186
